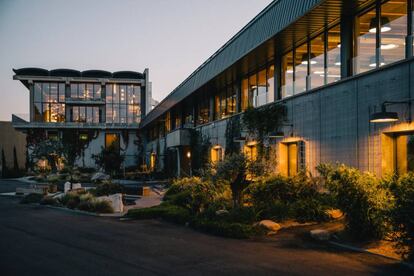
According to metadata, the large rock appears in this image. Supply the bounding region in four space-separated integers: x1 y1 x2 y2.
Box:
64 182 71 193
215 209 229 216
310 229 330 241
91 172 110 182
97 193 123 213
258 220 281 232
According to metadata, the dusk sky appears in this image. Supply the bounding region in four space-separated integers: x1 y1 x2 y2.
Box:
0 0 272 121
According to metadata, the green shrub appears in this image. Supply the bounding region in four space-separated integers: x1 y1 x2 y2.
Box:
59 192 81 209
291 198 329 223
20 193 43 204
91 181 124 196
192 219 260 239
77 200 95 212
391 173 414 261
40 196 59 206
127 203 191 224
317 164 393 240
93 200 114 213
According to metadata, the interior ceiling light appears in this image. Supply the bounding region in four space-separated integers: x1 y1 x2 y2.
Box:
301 53 317 65
381 43 397 50
369 16 391 33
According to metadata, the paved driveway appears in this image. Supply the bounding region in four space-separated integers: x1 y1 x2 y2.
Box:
0 179 411 275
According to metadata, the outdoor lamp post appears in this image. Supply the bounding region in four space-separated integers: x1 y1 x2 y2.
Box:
187 151 192 177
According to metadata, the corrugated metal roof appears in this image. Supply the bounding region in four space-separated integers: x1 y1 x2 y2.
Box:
141 0 323 127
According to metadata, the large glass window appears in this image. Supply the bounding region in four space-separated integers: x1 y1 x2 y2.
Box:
106 83 141 124
327 24 341 84
295 43 308 94
256 69 267 107
248 74 257 107
281 51 294 98
72 106 100 123
197 94 210 125
310 33 325 89
381 0 407 64
354 7 378 73
33 82 65 122
267 65 275 103
241 78 249 111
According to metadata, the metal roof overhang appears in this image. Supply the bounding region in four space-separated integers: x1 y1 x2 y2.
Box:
141 0 373 128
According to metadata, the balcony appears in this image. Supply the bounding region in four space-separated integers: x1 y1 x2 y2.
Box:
166 128 192 148
12 115 140 130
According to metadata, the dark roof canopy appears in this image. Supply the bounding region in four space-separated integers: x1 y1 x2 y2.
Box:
13 67 144 79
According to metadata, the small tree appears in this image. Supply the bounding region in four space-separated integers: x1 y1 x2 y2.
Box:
31 139 66 173
92 145 124 176
214 153 248 207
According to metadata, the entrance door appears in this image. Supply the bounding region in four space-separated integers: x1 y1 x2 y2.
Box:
287 143 298 176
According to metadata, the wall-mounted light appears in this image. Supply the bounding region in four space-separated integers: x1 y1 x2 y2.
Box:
370 105 399 123
369 17 391 33
186 151 191 158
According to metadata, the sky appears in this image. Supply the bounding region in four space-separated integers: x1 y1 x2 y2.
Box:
0 0 273 121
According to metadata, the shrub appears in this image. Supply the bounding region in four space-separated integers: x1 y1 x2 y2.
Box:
78 200 95 212
391 173 414 261
59 192 81 209
192 219 260 239
127 203 191 224
93 200 114 213
40 196 59 206
317 164 393 240
291 198 329 223
91 181 124 196
20 193 43 204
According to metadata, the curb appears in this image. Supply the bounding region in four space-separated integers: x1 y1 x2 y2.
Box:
30 204 125 218
328 241 414 269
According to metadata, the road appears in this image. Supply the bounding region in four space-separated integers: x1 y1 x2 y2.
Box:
0 179 411 275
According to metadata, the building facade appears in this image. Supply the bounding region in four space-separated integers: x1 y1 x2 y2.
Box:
12 68 151 169
140 0 414 177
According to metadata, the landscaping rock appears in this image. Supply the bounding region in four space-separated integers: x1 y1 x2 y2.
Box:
258 220 281 232
72 183 82 190
64 182 71 193
215 209 229 216
91 172 110 182
310 229 330 241
97 193 123 213
325 209 344 220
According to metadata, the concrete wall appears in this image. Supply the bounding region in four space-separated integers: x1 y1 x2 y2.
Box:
0 121 26 173
145 58 414 177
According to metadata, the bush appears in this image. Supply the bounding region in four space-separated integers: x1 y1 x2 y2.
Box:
391 173 414 261
59 192 81 209
192 219 260 239
40 196 59 206
127 203 191 224
317 164 393 240
163 177 226 214
20 193 43 204
91 181 124 196
291 198 329 223
93 200 114 213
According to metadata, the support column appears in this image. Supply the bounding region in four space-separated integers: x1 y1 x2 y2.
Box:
340 14 354 78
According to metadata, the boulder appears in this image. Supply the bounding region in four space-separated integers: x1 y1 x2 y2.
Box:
310 229 330 241
91 172 110 182
64 182 71 193
325 209 344 220
215 209 229 216
72 183 82 190
258 220 281 232
97 193 123 213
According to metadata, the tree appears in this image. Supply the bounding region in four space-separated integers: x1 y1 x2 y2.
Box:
31 139 66 172
92 145 124 176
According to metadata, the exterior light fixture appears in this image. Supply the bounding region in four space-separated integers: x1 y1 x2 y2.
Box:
186 151 191 158
369 55 386 67
369 17 391 33
370 106 399 123
301 53 317 65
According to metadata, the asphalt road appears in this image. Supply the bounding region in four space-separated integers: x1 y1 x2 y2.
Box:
0 179 412 276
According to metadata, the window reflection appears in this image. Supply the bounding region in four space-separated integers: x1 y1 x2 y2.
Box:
256 69 267 107
295 43 308 94
267 65 275 103
248 74 257 107
241 78 249 111
33 82 65 122
354 7 377 73
105 83 141 124
327 25 341 84
281 51 294 98
310 34 325 89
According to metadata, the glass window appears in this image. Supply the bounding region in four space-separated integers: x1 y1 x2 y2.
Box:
127 85 134 105
119 85 126 104
248 74 257 107
227 86 236 115
34 102 42 122
79 106 86 122
354 7 377 74
381 0 407 64
267 65 275 103
59 83 65 102
112 104 119 123
86 106 93 123
49 104 65 122
50 83 58 102
133 85 141 104
165 112 171 132
105 134 120 152
106 105 112 123
113 84 119 104
281 51 294 98
86 84 93 99
42 83 50 102
70 83 78 98
106 84 113 103
78 84 86 99
257 69 267 107
295 43 308 94
42 103 50 122
34 83 42 102
94 84 101 99
215 94 221 120
310 33 325 89
241 78 249 111
93 107 100 123
327 25 341 84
